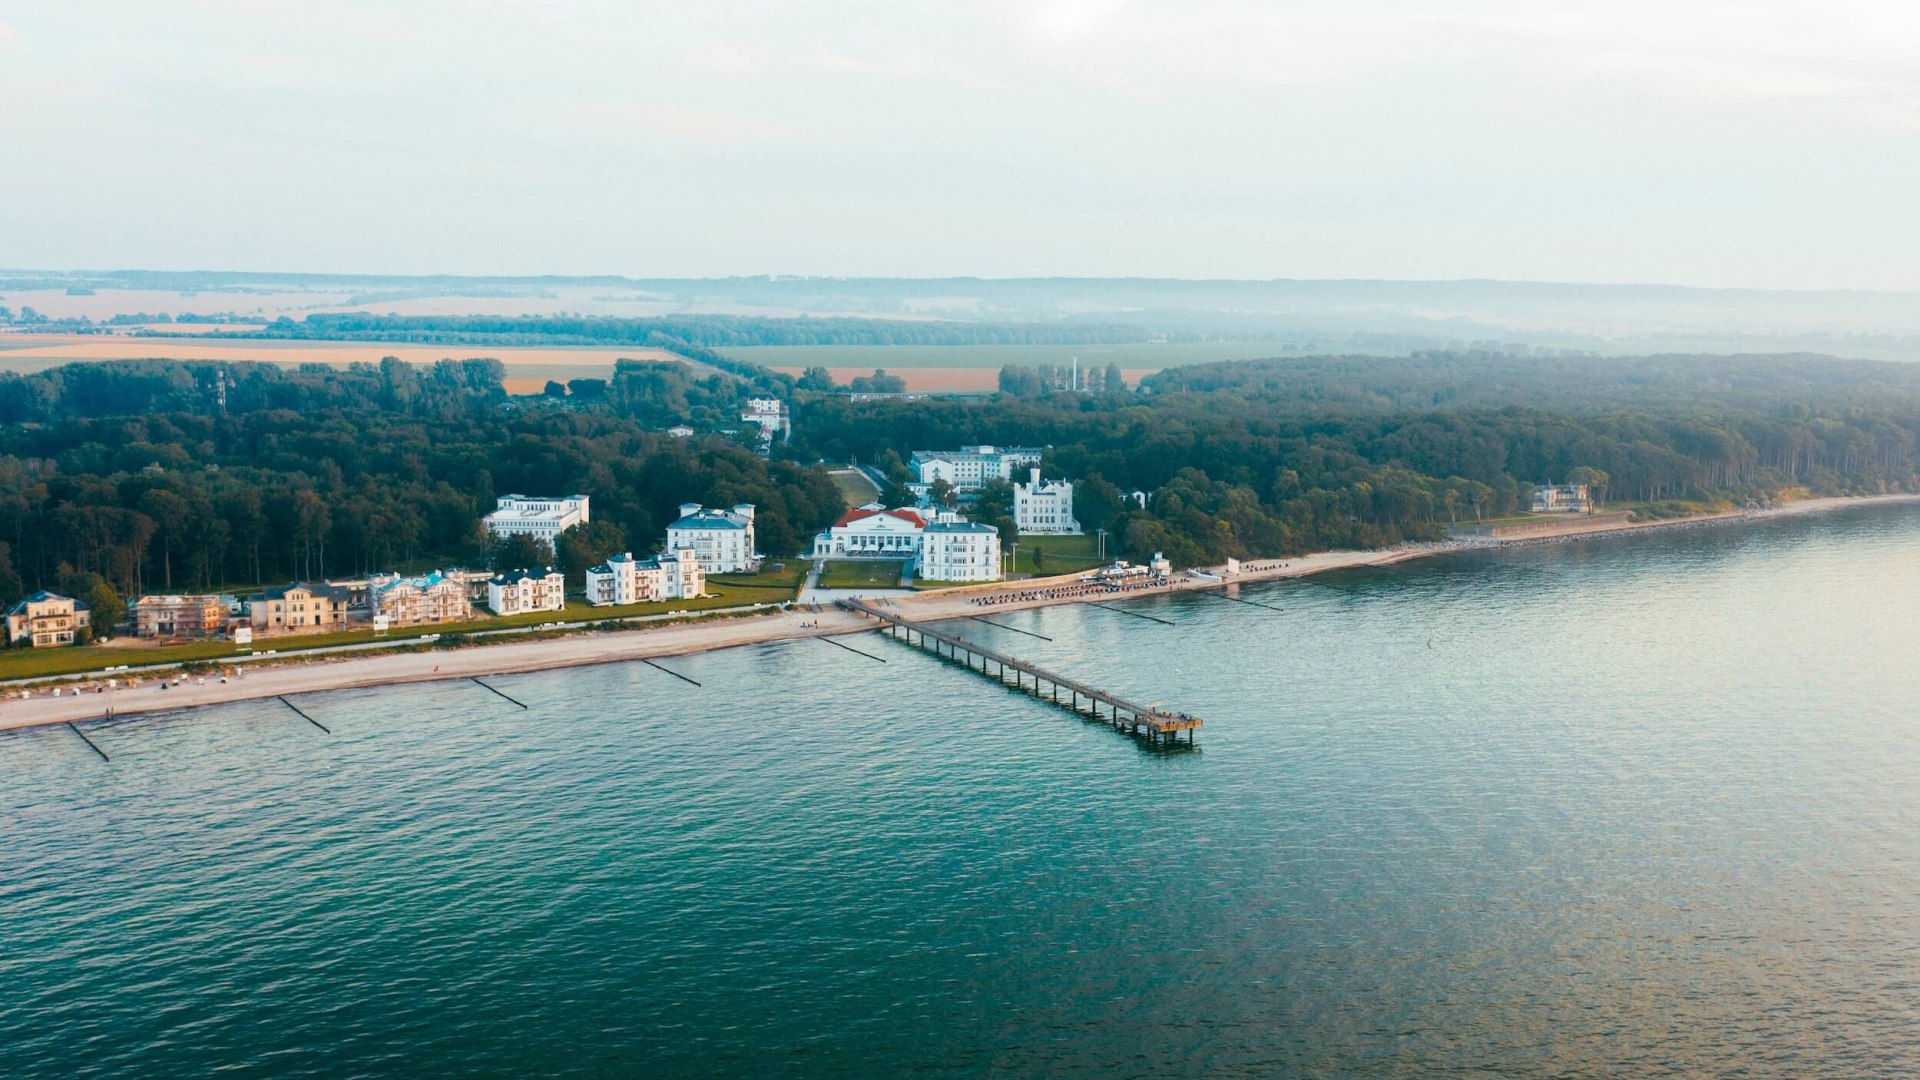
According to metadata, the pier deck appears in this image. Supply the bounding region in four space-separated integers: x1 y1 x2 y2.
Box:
837 599 1201 745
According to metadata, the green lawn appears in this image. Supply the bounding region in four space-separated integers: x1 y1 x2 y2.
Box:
708 563 808 598
817 560 908 589
1009 533 1106 575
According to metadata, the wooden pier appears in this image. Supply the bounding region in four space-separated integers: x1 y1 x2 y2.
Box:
837 599 1201 746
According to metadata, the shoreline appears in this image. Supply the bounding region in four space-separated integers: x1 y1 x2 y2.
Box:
6 492 1918 736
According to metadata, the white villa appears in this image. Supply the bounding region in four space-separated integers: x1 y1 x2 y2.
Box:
487 566 567 616
919 519 1002 582
812 507 928 559
741 398 789 444
810 505 1002 582
5 591 90 648
1013 468 1080 534
1531 483 1592 513
484 494 590 544
372 571 473 626
584 548 705 606
665 503 757 573
910 446 1043 491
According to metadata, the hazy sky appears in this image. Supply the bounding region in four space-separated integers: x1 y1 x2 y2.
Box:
2 1 1917 288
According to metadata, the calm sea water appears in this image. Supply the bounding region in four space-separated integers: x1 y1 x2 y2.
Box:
5 507 1920 1078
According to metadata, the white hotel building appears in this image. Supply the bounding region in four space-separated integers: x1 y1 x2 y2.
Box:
918 520 1002 582
484 495 589 546
664 504 758 573
910 446 1043 492
811 506 1002 582
1013 469 1080 534
812 507 927 559
584 549 705 605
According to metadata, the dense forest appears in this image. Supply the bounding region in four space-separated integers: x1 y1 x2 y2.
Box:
3 350 1917 624
0 359 843 618
790 352 1920 566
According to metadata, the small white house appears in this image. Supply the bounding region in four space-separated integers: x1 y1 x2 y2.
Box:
1013 469 1080 534
487 566 567 615
1531 483 1591 513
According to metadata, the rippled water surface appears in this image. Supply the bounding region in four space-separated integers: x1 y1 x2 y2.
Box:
6 507 1920 1078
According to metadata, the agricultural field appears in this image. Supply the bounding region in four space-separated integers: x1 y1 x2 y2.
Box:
726 341 1296 393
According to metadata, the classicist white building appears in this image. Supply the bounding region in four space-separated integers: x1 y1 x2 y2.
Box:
484 495 589 545
812 507 928 559
487 566 567 615
1013 468 1080 534
919 519 1002 581
910 446 1043 492
664 503 757 573
809 505 1002 582
584 548 705 606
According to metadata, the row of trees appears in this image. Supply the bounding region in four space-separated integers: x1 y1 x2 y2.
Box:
998 363 1127 397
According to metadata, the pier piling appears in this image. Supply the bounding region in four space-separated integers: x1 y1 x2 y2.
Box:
277 696 331 734
819 636 887 663
66 721 110 762
471 677 529 708
967 616 1053 641
1088 601 1176 626
1209 592 1286 612
638 657 703 687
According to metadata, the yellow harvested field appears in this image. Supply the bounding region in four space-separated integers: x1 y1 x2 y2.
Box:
769 366 1160 393
0 333 680 370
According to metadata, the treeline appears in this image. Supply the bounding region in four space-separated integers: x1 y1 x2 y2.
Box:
0 360 843 610
1145 351 1920 414
0 357 508 424
181 313 1154 348
999 363 1127 397
793 352 1920 566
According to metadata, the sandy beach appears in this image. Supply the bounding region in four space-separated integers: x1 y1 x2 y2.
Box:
6 493 1918 734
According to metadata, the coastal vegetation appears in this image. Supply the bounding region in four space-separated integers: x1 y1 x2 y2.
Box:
2 349 1918 627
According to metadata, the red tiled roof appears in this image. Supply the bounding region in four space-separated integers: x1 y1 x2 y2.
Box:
831 507 928 529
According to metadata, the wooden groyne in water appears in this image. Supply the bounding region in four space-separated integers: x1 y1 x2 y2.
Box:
837 599 1202 746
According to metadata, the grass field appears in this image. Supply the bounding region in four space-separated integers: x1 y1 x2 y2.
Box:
707 563 808 599
816 560 908 589
829 468 881 507
0 586 778 683
1009 533 1107 575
